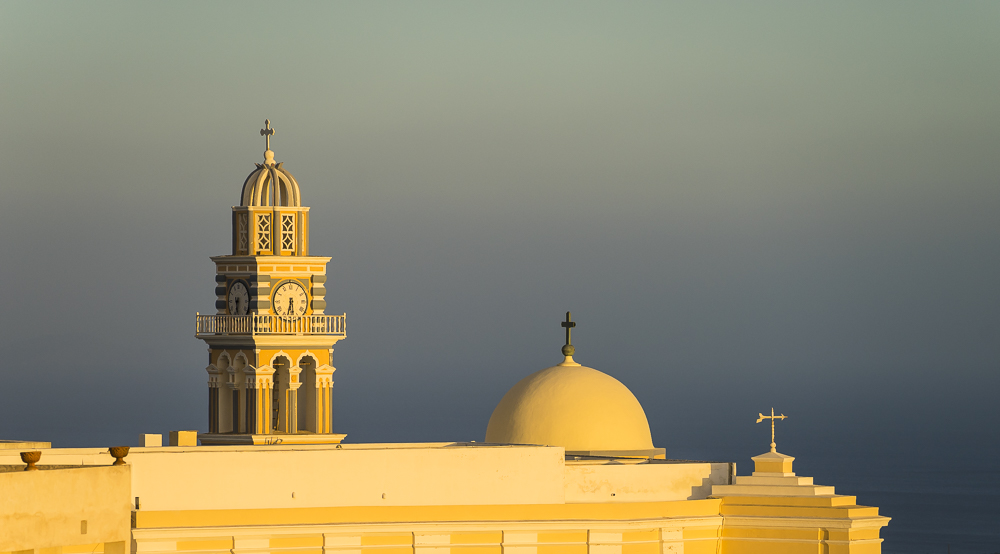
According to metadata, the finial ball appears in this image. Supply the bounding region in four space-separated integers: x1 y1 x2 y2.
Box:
562 344 575 356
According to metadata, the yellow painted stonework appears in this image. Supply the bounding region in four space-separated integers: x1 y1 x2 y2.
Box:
710 450 889 552
0 123 889 552
0 440 887 553
196 127 345 442
0 465 130 553
751 451 795 475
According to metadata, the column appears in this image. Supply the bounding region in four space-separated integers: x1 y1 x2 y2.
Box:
320 383 328 433
414 533 450 554
315 384 325 434
588 531 622 554
323 533 361 554
317 382 333 434
659 528 683 554
232 389 240 433
286 387 299 434
502 532 537 554
263 384 272 434
327 383 334 433
245 386 256 434
208 386 219 434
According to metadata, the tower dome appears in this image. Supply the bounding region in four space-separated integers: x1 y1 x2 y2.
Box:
485 314 663 458
230 120 311 257
239 119 302 207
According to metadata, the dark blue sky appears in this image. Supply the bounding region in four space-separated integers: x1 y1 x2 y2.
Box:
1 2 998 469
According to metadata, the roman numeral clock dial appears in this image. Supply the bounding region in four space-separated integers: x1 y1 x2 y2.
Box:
227 281 249 315
272 281 308 317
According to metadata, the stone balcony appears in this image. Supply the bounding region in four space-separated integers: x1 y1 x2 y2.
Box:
195 313 346 337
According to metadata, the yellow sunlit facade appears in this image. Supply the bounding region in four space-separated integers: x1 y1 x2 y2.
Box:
0 123 888 553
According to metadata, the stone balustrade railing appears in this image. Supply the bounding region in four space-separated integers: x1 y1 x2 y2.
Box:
195 313 346 336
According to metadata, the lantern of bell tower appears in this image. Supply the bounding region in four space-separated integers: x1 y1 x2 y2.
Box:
195 120 347 445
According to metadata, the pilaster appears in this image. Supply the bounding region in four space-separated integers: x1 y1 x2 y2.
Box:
659 528 683 554
501 532 538 554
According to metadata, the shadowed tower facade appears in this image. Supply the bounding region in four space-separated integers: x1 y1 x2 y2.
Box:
195 120 347 445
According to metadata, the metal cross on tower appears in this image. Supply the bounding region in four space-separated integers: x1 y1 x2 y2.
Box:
561 312 576 356
756 407 787 453
261 119 275 151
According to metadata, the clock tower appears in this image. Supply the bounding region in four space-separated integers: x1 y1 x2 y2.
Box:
196 120 347 445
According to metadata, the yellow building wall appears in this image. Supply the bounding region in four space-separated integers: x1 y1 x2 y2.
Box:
0 466 131 553
564 461 731 503
131 522 725 554
0 446 886 554
716 496 887 553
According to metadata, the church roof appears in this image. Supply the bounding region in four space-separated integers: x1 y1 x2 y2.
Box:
485 355 656 453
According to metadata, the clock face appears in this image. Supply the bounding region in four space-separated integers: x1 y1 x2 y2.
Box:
227 281 249 315
272 281 308 317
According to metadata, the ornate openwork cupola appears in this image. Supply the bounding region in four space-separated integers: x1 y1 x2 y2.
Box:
232 120 310 256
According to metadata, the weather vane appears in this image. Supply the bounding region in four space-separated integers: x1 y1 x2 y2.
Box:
561 312 576 356
756 407 787 453
261 119 275 151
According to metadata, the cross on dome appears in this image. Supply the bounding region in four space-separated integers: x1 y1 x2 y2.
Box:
486 312 661 456
260 119 275 152
756 407 788 453
561 312 576 357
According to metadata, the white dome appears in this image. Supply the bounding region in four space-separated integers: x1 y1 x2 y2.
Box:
485 357 656 454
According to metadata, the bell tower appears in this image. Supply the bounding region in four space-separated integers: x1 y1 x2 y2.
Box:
196 120 347 445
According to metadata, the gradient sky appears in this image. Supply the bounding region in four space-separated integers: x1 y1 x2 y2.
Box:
1 2 998 469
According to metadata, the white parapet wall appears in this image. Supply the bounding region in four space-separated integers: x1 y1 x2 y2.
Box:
564 459 732 503
0 443 566 511
128 442 570 511
0 443 730 512
0 465 131 552
0 444 741 554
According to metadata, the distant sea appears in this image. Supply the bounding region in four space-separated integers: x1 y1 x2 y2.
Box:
799 457 1000 554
